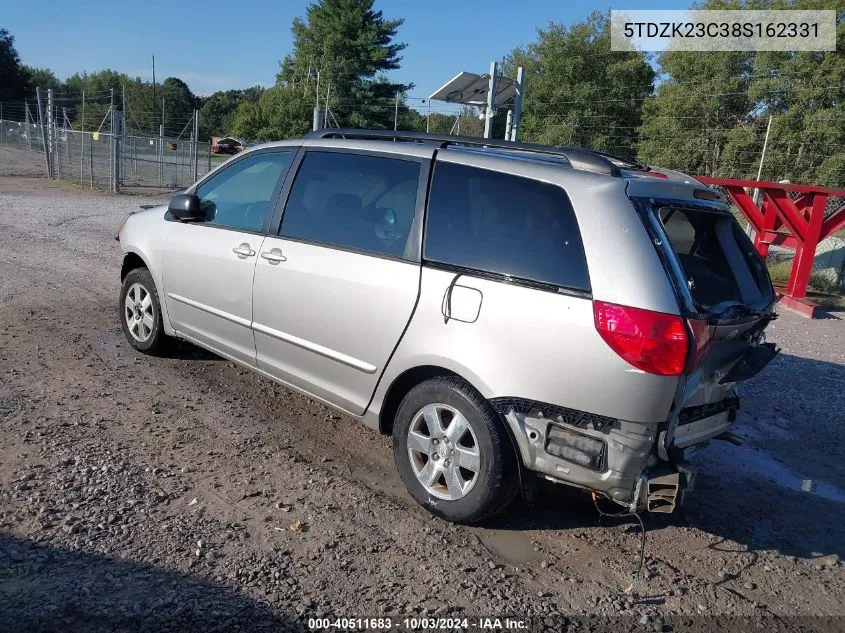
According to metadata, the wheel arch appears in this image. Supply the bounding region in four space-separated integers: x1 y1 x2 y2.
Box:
120 248 175 336
121 251 149 280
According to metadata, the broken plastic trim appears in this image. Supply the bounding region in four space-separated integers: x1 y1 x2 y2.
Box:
677 396 740 427
489 397 618 433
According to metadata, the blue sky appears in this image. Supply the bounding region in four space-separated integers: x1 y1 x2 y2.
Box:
5 0 687 98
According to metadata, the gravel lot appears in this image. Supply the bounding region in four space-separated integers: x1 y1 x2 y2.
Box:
1 174 844 632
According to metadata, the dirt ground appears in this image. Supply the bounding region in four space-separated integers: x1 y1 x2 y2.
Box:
1 174 844 633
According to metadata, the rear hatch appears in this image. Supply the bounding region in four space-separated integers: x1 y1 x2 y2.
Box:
630 185 778 449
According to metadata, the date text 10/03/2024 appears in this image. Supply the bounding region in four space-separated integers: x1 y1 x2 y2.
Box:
307 617 528 630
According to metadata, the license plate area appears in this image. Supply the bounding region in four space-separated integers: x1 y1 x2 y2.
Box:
719 342 779 384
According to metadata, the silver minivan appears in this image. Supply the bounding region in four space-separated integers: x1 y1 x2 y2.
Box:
117 129 777 523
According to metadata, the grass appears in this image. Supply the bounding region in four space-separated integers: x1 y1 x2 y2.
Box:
767 260 845 310
767 260 842 294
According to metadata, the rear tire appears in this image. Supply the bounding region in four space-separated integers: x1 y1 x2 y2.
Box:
392 376 518 524
119 267 171 355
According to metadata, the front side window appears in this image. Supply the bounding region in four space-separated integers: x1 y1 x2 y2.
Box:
280 151 421 259
424 162 590 291
195 151 293 232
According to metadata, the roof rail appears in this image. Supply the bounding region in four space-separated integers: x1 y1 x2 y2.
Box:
304 128 623 177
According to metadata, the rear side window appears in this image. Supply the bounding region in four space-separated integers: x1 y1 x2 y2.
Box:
424 162 590 291
280 151 421 259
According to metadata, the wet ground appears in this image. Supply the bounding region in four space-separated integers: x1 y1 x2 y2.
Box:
1 174 844 632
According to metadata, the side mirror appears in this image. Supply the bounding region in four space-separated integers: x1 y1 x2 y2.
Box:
168 193 204 222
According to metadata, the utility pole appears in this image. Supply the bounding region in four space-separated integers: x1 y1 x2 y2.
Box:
324 82 331 129
755 115 773 187
426 100 431 133
484 61 498 139
394 90 400 131
749 114 773 238
312 69 323 132
36 88 50 177
510 66 524 142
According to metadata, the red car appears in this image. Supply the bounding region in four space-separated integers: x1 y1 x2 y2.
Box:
211 137 244 155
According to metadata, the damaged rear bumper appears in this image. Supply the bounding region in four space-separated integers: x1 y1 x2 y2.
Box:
492 396 740 513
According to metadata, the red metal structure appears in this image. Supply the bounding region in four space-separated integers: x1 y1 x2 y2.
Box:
695 177 845 317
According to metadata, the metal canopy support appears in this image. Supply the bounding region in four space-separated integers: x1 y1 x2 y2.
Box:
510 66 525 142
484 61 497 139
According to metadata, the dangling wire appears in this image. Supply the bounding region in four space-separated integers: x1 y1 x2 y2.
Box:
592 491 647 596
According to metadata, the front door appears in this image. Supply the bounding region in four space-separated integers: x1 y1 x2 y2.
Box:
162 149 296 365
251 149 426 414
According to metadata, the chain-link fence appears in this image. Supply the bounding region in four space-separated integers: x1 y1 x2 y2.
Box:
1 109 216 191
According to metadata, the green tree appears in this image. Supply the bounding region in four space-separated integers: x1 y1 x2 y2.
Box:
744 0 845 185
160 77 198 133
506 12 654 158
0 28 31 102
639 0 845 186
637 50 756 176
198 87 262 139
234 0 411 139
24 66 61 91
232 85 313 141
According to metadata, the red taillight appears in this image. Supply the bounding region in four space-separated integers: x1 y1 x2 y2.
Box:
686 318 713 371
593 301 688 376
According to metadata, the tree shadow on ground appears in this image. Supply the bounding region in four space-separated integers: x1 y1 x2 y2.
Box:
0 533 302 632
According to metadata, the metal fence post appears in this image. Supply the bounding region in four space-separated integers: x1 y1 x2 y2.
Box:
192 109 199 183
25 101 32 151
47 89 55 178
111 110 124 193
88 131 94 189
158 125 164 188
80 91 85 185
36 88 50 178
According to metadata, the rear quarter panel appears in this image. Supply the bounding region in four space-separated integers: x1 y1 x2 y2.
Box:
374 267 679 424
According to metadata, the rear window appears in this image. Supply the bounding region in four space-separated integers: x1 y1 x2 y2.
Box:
658 207 772 310
423 162 590 292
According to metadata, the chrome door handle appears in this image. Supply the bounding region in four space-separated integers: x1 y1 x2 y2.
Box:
232 243 255 257
260 248 286 264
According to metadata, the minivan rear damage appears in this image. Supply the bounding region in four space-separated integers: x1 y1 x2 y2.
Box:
494 190 779 515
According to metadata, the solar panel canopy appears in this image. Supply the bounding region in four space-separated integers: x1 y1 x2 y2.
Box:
429 71 516 106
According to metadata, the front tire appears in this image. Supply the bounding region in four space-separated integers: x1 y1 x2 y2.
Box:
392 376 518 524
119 267 171 354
